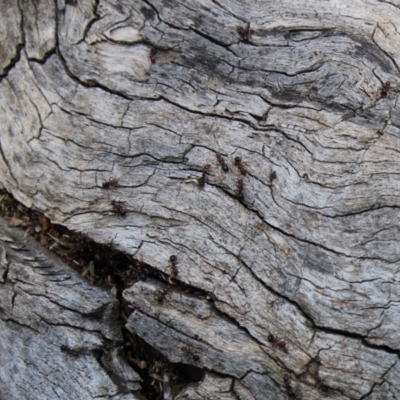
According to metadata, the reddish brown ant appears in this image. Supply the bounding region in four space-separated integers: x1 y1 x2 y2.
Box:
169 255 178 277
157 285 172 303
198 176 206 187
181 346 200 361
237 26 249 42
216 154 229 172
234 156 247 175
268 333 288 353
276 340 288 353
102 178 119 189
198 164 211 187
380 81 391 98
111 200 126 217
203 164 211 173
283 375 298 399
60 344 79 358
237 178 244 200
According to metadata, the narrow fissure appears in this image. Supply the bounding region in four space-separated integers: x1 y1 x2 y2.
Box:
1 187 398 400
0 189 204 399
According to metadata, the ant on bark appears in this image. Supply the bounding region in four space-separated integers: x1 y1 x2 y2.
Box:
234 156 247 175
111 200 126 217
237 26 249 42
60 344 80 358
380 81 391 98
169 255 178 277
181 346 200 361
157 285 172 304
237 178 244 200
216 154 229 172
102 178 119 189
198 164 211 187
268 333 288 353
283 375 299 399
135 259 147 281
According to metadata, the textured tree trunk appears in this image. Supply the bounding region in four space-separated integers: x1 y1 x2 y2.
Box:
1 0 400 399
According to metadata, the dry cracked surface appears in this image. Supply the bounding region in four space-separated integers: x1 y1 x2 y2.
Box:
1 0 400 399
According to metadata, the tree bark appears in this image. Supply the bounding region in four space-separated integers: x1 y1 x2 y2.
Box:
1 0 400 399
0 218 143 399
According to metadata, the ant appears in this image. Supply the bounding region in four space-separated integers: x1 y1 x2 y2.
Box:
237 178 244 200
102 178 119 189
237 26 249 42
181 346 200 361
135 259 147 281
270 170 277 183
169 255 178 277
198 164 211 187
60 344 79 358
216 154 229 172
150 47 157 64
157 285 172 304
234 156 247 175
283 375 298 399
268 333 288 353
380 81 391 98
111 200 127 217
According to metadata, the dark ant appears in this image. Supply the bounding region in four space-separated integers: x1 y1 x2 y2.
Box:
268 333 288 353
111 200 126 217
234 156 247 175
181 346 200 361
283 374 291 386
157 285 172 303
60 344 79 358
270 171 277 183
237 26 249 42
276 340 288 352
267 333 274 342
216 154 229 172
170 255 178 277
380 81 391 98
198 164 211 187
237 178 244 200
283 375 298 399
135 259 147 281
150 47 157 64
102 178 119 189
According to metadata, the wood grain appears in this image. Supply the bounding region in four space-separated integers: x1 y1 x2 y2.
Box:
1 0 400 398
0 218 143 400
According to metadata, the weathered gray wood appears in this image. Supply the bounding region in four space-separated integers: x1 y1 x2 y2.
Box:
174 373 236 400
0 2 23 76
0 218 143 400
21 0 56 61
123 280 398 399
1 0 400 398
